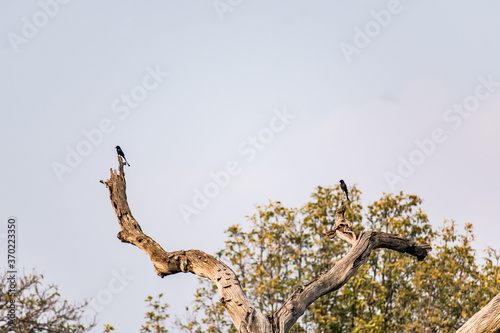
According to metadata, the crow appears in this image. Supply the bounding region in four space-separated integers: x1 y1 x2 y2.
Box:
115 146 130 166
339 179 349 201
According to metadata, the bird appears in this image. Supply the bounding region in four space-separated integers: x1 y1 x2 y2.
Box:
339 179 349 201
115 146 130 166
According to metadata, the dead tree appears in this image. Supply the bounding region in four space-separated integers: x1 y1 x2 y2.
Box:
101 157 433 333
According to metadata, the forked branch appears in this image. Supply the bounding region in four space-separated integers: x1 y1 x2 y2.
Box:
273 202 431 331
101 158 432 333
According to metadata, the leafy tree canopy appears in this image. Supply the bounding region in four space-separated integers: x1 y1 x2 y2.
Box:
174 185 499 333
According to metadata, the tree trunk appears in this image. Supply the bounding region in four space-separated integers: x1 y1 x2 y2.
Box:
101 157 432 333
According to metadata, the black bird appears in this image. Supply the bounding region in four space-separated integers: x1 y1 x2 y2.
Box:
115 146 130 166
339 179 349 201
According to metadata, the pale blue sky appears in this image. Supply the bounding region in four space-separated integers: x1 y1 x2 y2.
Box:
1 1 500 331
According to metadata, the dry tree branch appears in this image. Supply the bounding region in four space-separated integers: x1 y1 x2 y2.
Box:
273 202 431 331
101 158 432 333
100 157 271 333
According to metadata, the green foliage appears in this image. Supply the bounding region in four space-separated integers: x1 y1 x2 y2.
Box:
0 271 96 332
103 324 115 332
483 247 500 298
140 293 170 333
174 185 499 332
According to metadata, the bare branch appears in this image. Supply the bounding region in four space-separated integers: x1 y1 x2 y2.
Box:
102 160 432 333
273 202 431 331
100 157 271 333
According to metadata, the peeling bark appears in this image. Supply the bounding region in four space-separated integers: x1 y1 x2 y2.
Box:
101 157 432 333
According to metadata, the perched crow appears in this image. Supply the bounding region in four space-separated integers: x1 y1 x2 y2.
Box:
339 179 349 201
115 146 130 166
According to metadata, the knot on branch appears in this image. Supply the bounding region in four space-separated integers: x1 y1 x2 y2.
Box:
220 296 232 306
117 231 133 244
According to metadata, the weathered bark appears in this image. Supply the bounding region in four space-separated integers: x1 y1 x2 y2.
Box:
101 157 271 333
457 292 500 333
101 157 432 333
272 204 431 331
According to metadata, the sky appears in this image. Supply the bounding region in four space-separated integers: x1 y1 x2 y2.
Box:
1 0 500 331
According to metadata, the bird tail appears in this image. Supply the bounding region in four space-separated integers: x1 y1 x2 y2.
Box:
121 156 130 166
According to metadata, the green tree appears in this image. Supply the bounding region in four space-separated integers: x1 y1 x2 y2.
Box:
176 185 499 332
408 221 493 332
